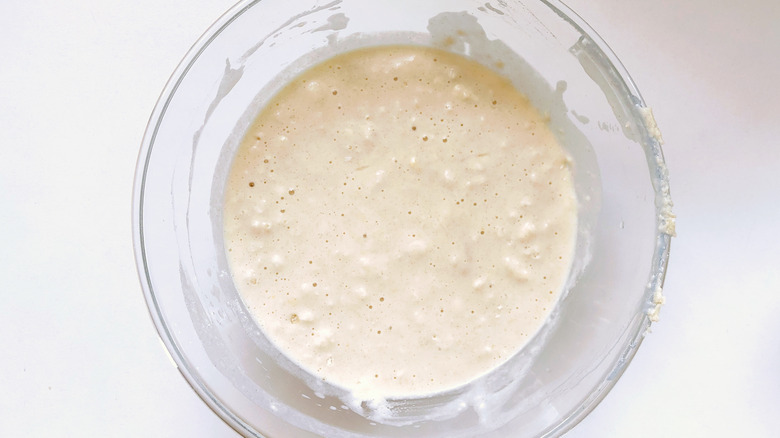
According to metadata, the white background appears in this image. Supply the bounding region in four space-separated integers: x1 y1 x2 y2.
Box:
1 0 778 436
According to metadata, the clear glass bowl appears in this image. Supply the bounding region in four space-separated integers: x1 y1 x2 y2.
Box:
132 1 673 436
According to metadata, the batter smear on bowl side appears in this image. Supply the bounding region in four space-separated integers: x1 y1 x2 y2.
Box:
223 45 576 399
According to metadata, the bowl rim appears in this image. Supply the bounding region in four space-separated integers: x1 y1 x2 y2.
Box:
132 1 264 435
131 1 673 436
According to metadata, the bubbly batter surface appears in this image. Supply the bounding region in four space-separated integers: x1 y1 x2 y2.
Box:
224 46 576 399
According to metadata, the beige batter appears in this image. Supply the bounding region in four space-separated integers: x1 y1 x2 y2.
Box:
224 46 576 399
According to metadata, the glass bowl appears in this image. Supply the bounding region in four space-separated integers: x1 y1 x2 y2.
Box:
132 0 673 436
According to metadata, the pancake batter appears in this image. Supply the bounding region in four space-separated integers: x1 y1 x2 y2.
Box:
223 46 576 399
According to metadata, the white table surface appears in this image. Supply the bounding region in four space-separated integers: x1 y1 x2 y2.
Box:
1 1 778 436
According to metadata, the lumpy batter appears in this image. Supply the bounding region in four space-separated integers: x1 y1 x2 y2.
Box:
224 46 576 399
